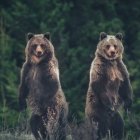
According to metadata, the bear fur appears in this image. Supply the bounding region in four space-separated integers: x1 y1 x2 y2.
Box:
85 32 133 140
19 33 68 140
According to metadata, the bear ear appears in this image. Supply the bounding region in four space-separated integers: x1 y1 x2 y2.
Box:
115 33 123 41
44 32 51 40
100 32 107 40
27 33 34 40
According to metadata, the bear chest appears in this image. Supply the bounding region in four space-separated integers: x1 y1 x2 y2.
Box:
106 65 122 94
106 62 123 82
27 66 59 99
27 66 57 85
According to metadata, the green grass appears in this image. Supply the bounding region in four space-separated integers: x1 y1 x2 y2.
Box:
0 111 139 140
0 133 34 140
0 132 139 140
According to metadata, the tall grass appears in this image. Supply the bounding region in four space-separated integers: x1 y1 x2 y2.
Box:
0 112 139 140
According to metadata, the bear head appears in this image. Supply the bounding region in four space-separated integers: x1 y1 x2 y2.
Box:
96 32 124 60
25 32 54 64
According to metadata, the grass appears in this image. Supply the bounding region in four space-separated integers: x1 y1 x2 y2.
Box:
0 132 34 140
0 112 139 140
0 129 139 140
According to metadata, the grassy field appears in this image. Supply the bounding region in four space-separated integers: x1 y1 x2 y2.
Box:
0 115 139 140
0 133 34 140
0 133 140 140
0 127 139 140
0 134 140 140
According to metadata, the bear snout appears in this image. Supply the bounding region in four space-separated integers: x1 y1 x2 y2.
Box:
110 50 116 56
108 46 116 57
35 46 44 57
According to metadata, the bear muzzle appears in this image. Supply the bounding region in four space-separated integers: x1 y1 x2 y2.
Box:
35 46 44 57
107 45 117 58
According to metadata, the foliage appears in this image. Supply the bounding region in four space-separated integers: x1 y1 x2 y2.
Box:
0 0 140 139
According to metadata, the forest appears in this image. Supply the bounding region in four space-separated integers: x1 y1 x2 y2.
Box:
0 0 140 139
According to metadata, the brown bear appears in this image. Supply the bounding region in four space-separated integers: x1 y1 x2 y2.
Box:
18 33 68 140
85 32 133 140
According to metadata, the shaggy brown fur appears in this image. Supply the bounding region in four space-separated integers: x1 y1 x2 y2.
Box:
19 33 68 140
85 32 133 140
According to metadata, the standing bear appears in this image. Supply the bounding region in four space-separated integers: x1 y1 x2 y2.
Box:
19 33 68 140
85 32 133 140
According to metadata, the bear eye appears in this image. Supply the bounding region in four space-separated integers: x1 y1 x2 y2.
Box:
32 44 37 49
114 45 117 49
40 44 46 50
106 45 110 49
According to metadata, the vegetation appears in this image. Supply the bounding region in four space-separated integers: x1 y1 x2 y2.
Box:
0 0 140 139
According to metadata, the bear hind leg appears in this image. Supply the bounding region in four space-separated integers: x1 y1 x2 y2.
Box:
39 120 49 140
30 114 48 140
57 115 67 140
110 112 124 140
